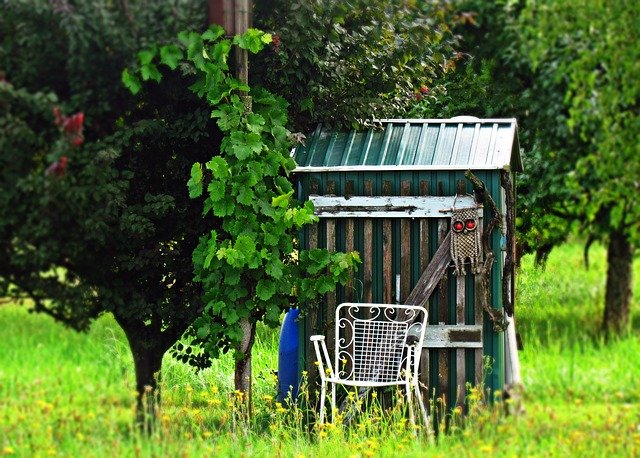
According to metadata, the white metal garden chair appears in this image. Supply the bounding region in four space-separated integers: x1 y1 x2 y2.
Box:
310 303 429 426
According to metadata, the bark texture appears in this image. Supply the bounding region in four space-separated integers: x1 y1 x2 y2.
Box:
114 314 182 432
603 230 633 334
234 317 257 409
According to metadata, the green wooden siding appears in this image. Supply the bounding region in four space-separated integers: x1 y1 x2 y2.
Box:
296 169 506 401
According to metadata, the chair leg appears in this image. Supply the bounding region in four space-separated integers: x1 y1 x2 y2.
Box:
414 382 429 427
330 383 337 423
319 381 327 424
406 381 415 427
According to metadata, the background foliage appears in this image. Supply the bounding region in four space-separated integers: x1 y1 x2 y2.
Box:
253 0 460 131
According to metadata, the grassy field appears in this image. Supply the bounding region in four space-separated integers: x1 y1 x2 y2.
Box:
1 242 639 457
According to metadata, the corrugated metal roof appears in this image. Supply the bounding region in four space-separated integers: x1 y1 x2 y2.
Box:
293 117 522 172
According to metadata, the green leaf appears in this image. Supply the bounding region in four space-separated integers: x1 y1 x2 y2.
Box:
222 307 239 324
272 190 293 208
256 279 276 301
264 305 281 325
186 32 205 70
202 25 225 42
121 68 141 95
317 276 337 294
237 186 255 205
138 46 157 65
223 268 241 286
235 235 256 260
207 180 226 202
211 40 232 69
229 131 262 160
160 44 183 70
266 258 284 279
245 132 263 153
187 163 203 198
197 323 210 339
211 105 241 131
140 63 162 82
247 113 266 134
205 157 230 180
233 28 269 54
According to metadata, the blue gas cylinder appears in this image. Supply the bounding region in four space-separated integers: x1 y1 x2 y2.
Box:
277 308 300 402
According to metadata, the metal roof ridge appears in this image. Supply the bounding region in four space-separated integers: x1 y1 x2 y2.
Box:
376 118 517 124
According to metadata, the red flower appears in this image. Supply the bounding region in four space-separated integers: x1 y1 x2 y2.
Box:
63 112 84 133
71 135 84 147
45 156 69 177
419 85 429 94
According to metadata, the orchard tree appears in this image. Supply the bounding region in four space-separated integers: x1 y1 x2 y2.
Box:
252 0 459 131
0 0 218 422
421 0 587 264
519 0 640 334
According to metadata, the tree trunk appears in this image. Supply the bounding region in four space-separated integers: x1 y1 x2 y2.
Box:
603 230 633 335
131 342 164 431
114 315 167 432
234 317 257 410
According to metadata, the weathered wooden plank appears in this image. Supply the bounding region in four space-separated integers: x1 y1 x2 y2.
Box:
474 219 485 386
344 181 355 303
382 180 393 305
400 180 412 302
309 195 480 218
419 181 430 272
363 181 374 308
437 181 449 401
383 220 393 304
307 180 320 386
456 275 466 407
325 181 337 355
422 325 483 348
456 278 466 324
404 232 451 308
418 180 430 398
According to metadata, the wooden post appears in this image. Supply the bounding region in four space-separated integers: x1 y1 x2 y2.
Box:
455 180 466 408
210 0 255 403
325 181 337 354
307 180 320 387
436 181 449 403
418 180 430 399
400 181 412 302
382 180 393 304
363 180 374 318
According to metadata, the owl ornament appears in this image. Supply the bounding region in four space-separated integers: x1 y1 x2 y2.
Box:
450 206 482 276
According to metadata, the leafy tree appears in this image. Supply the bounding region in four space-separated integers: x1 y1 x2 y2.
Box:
442 0 639 334
519 0 640 334
0 0 217 422
252 0 459 131
125 27 360 402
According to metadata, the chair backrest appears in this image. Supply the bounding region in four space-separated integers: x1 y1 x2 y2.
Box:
334 303 428 384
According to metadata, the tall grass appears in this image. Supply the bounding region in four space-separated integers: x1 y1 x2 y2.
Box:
1 242 639 457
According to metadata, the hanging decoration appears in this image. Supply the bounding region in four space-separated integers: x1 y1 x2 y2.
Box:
450 198 482 275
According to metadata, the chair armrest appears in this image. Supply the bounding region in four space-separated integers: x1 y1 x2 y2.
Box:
309 334 334 380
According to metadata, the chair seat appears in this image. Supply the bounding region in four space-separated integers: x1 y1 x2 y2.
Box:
325 378 409 387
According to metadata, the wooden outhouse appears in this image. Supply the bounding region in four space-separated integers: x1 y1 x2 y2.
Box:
293 117 522 406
